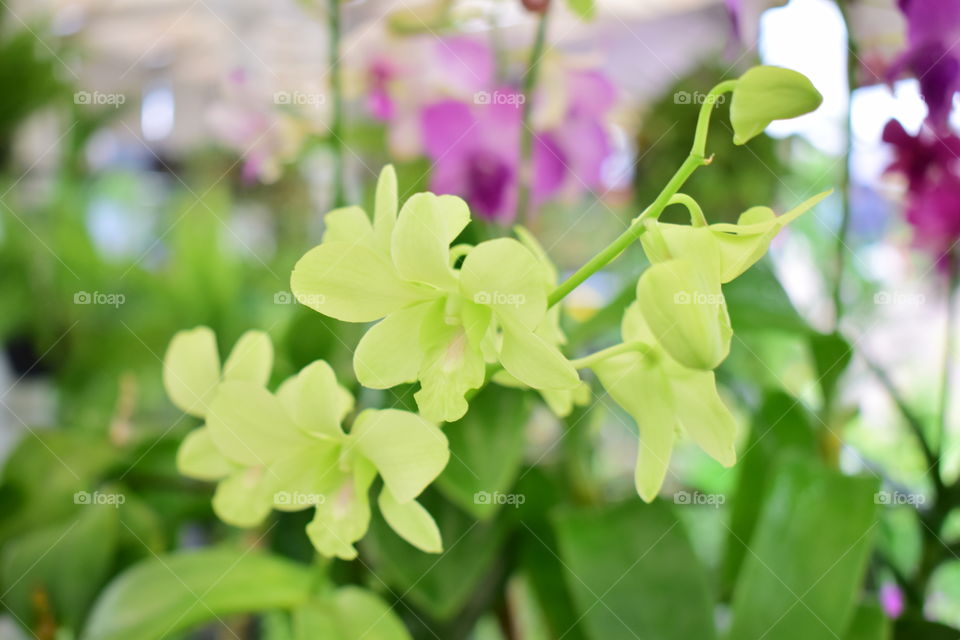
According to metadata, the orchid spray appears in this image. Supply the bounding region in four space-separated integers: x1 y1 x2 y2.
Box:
163 65 826 558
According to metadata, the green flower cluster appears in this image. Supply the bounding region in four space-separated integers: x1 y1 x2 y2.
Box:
163 328 449 559
290 166 581 423
591 191 830 501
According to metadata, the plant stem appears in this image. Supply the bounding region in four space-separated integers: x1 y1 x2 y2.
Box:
939 254 959 457
514 9 550 224
571 341 650 369
546 80 736 308
668 193 707 226
831 3 857 327
328 0 346 208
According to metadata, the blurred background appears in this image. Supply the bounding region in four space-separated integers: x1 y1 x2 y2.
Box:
2 0 960 638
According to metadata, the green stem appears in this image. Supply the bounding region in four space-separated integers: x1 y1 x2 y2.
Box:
939 254 959 457
668 193 707 226
546 80 736 308
328 0 346 208
571 341 650 369
832 2 857 327
514 9 550 224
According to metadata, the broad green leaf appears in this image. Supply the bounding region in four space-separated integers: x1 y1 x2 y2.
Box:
723 260 810 334
391 193 462 290
84 549 313 640
809 331 852 410
730 66 822 144
294 587 413 640
843 604 890 640
163 326 220 417
354 302 431 389
636 258 731 370
436 386 530 519
222 330 273 386
892 617 958 639
3 504 118 631
554 500 716 640
379 487 442 553
290 241 432 322
721 392 817 591
351 409 449 503
177 427 235 480
363 493 510 620
322 206 373 244
459 238 548 331
206 381 309 466
727 456 879 640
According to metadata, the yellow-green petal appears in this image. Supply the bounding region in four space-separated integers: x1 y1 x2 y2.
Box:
378 487 442 554
222 330 273 386
285 361 346 438
291 241 432 323
322 206 373 245
499 319 579 391
374 165 398 253
206 381 310 466
306 460 376 560
163 326 221 418
663 364 737 467
459 238 548 331
636 259 731 370
350 409 449 503
391 193 465 290
730 65 822 145
212 467 273 528
177 427 235 481
354 302 431 389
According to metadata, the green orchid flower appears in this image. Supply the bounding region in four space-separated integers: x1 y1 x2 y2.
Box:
636 191 830 370
591 303 738 502
164 328 449 559
290 166 580 423
490 226 591 417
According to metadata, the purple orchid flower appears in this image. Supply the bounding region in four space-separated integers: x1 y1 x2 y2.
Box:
883 119 960 259
890 0 960 130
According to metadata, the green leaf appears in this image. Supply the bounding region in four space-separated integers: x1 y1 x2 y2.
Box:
553 500 716 640
730 66 822 145
435 386 530 519
721 392 818 591
84 549 314 640
843 604 890 640
294 587 412 640
378 488 442 553
3 503 118 631
809 331 853 410
565 0 596 19
723 260 810 334
892 616 959 639
727 456 879 640
363 493 509 620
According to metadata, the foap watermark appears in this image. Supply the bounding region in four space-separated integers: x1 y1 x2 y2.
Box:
873 291 925 307
874 491 926 506
673 291 724 305
474 90 525 107
674 490 725 507
274 91 325 108
473 291 526 308
474 491 525 508
74 490 126 507
274 291 326 307
74 91 126 108
674 91 725 106
274 491 326 506
74 291 125 308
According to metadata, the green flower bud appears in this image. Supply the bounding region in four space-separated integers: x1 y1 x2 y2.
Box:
730 66 822 145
